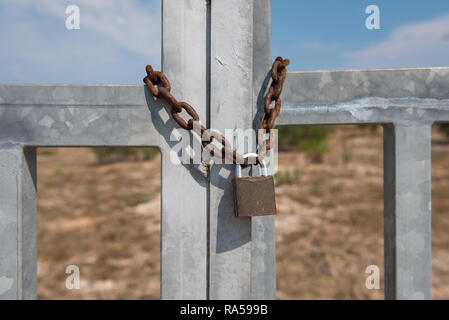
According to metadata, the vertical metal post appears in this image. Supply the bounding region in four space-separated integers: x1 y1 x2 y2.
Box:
160 0 208 299
383 122 432 300
251 0 276 300
0 146 37 299
209 0 254 299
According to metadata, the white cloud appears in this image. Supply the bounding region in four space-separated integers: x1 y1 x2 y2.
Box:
0 0 161 84
2 0 160 58
343 14 449 69
42 0 160 58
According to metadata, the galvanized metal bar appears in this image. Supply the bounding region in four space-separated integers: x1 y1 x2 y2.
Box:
160 0 208 299
383 122 432 300
278 98 449 126
0 85 163 146
283 68 449 104
0 146 37 299
251 0 276 300
209 0 254 299
278 68 449 126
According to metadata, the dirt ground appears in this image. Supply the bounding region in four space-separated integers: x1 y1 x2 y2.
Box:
36 125 449 299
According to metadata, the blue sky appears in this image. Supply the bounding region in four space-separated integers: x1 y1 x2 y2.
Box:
272 0 449 71
0 0 448 84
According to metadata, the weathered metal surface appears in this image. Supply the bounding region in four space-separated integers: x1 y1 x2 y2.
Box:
383 123 432 300
0 147 36 299
209 0 253 299
283 68 449 104
251 0 277 300
278 68 449 125
232 176 276 217
160 0 208 299
208 0 277 300
0 85 161 146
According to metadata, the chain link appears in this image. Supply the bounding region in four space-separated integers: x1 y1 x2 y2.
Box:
257 57 290 158
143 56 289 167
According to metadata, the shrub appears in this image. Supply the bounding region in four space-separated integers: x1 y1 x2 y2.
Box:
274 169 299 186
92 147 159 163
278 126 333 162
438 123 449 137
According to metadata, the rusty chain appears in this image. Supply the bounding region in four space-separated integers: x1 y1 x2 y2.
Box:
258 56 290 158
143 56 289 167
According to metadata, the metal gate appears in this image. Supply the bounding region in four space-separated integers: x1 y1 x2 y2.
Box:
1 0 449 300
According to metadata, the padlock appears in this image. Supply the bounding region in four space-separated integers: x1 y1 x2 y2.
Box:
232 153 277 218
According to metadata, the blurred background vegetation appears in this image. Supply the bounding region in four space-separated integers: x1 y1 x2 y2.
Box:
277 126 333 163
91 147 159 163
90 124 449 163
439 123 449 137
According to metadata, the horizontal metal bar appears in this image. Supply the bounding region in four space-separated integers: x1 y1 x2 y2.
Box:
278 67 449 125
278 97 449 125
0 85 167 147
0 84 145 106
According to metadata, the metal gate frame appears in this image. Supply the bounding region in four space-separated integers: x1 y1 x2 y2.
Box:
1 0 449 300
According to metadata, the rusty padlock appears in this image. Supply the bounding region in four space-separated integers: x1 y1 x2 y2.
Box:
232 153 277 218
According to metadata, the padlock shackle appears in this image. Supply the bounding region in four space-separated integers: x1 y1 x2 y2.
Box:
235 153 268 178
